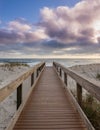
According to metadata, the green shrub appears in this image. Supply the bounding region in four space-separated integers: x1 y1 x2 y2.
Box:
82 94 100 130
96 73 100 80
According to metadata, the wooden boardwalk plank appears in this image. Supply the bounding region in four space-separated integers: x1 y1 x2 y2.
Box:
13 67 87 130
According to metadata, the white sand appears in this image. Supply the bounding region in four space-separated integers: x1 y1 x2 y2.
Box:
0 64 30 130
69 63 100 85
70 63 100 79
67 63 100 99
0 64 30 89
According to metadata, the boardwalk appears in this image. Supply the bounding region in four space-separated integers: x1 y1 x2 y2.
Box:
13 67 87 130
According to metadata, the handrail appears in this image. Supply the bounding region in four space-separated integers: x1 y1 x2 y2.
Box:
0 62 45 103
2 62 45 130
53 62 98 130
53 62 100 102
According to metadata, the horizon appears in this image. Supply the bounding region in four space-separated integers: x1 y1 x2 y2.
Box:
0 57 100 60
0 0 100 58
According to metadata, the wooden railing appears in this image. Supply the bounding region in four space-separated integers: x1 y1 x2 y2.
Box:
0 62 45 106
0 62 45 130
53 62 100 103
53 62 100 130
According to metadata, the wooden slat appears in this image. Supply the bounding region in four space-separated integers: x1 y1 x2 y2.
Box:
13 67 87 130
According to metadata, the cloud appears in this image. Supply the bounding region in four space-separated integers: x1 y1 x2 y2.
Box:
40 0 100 45
0 29 22 44
9 21 31 32
0 19 48 45
0 0 100 58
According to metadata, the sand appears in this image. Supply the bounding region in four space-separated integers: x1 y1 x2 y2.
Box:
0 63 100 130
70 63 100 80
0 64 30 89
0 63 30 130
67 63 100 99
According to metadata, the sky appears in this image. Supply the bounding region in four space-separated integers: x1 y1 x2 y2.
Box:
0 0 100 58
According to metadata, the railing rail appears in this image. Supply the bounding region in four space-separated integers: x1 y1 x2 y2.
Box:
53 62 100 130
0 62 45 130
0 62 45 105
53 62 100 102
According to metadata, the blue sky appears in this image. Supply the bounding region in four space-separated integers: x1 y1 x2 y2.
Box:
0 0 100 58
0 0 80 22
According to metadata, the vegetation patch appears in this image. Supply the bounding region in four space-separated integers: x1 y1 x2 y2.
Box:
96 73 100 80
0 62 29 71
82 94 100 130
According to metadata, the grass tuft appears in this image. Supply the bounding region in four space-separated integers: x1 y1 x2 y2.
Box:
0 62 29 71
82 94 100 130
96 73 100 80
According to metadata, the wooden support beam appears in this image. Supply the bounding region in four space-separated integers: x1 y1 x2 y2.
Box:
60 68 62 77
36 69 39 78
17 84 22 110
77 83 82 107
31 73 34 86
64 72 67 86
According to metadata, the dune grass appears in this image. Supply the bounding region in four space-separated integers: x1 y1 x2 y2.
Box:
96 73 100 80
82 94 100 130
0 62 29 71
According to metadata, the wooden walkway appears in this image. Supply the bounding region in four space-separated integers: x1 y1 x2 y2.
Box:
13 67 87 130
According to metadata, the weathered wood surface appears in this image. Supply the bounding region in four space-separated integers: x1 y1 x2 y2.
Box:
54 67 94 130
13 67 87 130
7 65 45 130
53 62 100 101
0 62 45 102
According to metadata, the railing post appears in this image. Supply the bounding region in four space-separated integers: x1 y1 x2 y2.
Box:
36 68 39 77
77 83 82 107
56 66 58 72
64 72 67 86
36 63 45 78
17 84 22 109
60 68 62 77
31 73 34 86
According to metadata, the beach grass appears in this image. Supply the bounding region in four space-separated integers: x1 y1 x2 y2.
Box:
82 94 100 130
96 73 100 80
0 62 29 71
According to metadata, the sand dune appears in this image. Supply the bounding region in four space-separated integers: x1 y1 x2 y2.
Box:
70 63 100 79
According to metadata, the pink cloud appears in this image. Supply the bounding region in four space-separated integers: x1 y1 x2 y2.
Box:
40 0 100 44
8 21 31 32
0 19 48 44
